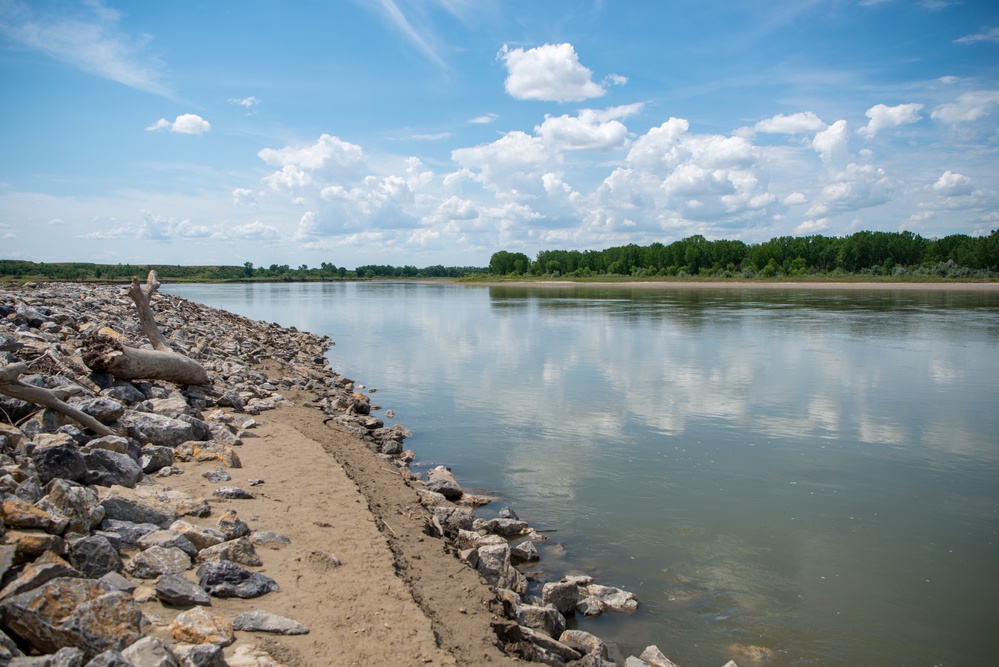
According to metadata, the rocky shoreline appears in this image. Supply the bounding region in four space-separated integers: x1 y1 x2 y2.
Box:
0 280 738 667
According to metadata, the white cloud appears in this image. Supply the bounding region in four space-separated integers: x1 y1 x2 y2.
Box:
536 109 631 152
258 134 362 170
451 130 558 196
499 43 605 102
146 113 211 135
858 103 923 137
931 90 999 123
230 96 260 108
469 114 498 124
783 192 807 205
955 27 999 44
806 163 892 217
0 0 170 96
796 218 830 234
812 120 850 165
754 112 828 135
232 188 257 206
411 132 452 140
230 221 281 240
932 170 974 196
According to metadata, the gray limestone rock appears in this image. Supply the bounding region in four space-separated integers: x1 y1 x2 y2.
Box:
125 545 191 579
84 650 135 667
31 442 87 484
136 530 199 558
542 581 580 616
68 535 122 579
196 559 278 599
195 537 261 567
72 398 125 426
424 465 462 499
517 604 567 639
210 486 254 500
0 577 145 660
168 520 225 551
139 446 175 474
98 519 159 549
120 412 201 448
83 450 143 488
174 643 225 667
100 486 176 528
200 467 230 483
120 636 180 667
39 482 103 533
216 509 250 540
511 540 540 565
231 610 309 635
154 573 211 607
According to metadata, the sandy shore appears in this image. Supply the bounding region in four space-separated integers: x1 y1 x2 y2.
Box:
149 389 524 667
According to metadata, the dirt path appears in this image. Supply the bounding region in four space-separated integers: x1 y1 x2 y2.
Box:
148 395 522 667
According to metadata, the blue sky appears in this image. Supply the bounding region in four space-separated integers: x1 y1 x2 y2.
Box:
1 0 997 269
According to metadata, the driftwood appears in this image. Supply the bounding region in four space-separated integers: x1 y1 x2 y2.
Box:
82 272 210 386
0 362 116 437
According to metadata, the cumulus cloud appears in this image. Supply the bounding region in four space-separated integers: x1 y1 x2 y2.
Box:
858 103 923 137
230 96 259 108
754 112 828 135
796 218 830 234
146 114 211 135
806 163 892 217
931 90 999 123
536 108 634 152
812 120 850 165
259 134 362 170
232 188 257 206
451 130 558 196
499 43 605 102
932 170 974 196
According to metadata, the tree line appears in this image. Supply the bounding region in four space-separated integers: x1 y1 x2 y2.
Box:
0 260 488 282
491 230 999 279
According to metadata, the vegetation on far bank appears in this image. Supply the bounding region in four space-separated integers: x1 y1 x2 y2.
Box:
2 229 997 284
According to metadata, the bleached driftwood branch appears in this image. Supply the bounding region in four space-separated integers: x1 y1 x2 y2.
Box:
0 362 116 437
82 271 209 386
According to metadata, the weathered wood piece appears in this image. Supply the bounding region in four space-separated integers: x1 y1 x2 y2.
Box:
0 362 116 437
82 272 209 386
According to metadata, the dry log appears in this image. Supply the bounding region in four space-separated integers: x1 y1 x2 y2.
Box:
81 272 210 386
0 362 116 437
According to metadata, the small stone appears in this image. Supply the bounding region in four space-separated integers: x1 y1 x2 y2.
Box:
201 467 231 483
216 509 250 540
211 486 255 500
232 610 310 635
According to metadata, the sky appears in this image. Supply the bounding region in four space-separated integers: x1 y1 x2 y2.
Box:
1 0 998 269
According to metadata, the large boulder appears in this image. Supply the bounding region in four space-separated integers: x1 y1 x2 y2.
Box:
120 412 202 448
83 450 143 488
39 480 105 535
30 441 87 484
0 577 145 660
424 466 462 499
99 486 177 528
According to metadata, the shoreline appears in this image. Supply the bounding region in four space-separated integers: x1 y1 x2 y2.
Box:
463 279 999 291
0 281 660 667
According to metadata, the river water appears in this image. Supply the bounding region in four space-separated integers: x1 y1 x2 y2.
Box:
164 282 999 667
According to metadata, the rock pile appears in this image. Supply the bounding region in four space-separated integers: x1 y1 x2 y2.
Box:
0 281 736 667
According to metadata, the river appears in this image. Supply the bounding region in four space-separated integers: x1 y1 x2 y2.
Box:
164 281 999 667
